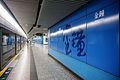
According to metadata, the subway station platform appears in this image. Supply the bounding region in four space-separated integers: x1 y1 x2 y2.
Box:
5 43 79 80
0 0 119 80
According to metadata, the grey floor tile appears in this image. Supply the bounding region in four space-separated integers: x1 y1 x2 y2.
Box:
31 43 80 80
7 43 80 80
7 45 30 80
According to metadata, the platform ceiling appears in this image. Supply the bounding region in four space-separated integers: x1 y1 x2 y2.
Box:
3 0 89 38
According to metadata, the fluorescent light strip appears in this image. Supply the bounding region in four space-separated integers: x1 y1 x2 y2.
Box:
0 3 27 38
50 14 119 37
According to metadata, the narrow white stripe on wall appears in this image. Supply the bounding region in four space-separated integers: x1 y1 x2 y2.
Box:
50 13 119 37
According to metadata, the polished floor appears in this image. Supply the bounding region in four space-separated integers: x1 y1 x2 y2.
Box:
7 43 80 80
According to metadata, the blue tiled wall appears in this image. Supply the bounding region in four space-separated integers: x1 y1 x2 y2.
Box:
32 36 43 44
48 0 119 79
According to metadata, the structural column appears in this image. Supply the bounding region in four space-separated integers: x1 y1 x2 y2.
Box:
0 27 3 70
15 34 17 55
20 36 22 50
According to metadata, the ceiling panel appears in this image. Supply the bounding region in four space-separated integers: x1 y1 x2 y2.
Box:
3 0 89 38
3 0 39 34
37 0 89 28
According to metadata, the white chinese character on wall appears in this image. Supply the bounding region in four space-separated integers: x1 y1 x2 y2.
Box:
95 10 104 19
99 10 104 17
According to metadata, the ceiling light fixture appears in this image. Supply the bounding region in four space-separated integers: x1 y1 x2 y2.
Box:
0 3 27 38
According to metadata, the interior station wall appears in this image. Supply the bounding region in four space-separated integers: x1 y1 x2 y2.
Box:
48 0 119 79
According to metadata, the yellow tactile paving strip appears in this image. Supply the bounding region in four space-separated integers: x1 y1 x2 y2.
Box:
0 45 25 77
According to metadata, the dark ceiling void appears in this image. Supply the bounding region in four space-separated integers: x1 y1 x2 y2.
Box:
35 33 43 36
27 0 43 34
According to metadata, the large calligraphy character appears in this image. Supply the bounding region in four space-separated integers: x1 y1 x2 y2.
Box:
72 29 86 56
63 24 71 55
